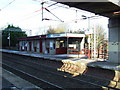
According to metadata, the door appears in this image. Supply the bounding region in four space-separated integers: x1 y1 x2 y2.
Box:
29 42 32 51
40 40 42 53
49 40 56 54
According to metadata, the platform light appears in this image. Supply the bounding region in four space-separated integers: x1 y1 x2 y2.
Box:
113 11 120 14
60 41 64 43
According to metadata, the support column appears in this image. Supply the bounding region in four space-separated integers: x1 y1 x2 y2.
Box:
108 17 120 64
81 37 85 50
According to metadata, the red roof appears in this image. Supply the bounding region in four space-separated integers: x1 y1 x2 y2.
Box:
17 33 85 41
17 35 44 40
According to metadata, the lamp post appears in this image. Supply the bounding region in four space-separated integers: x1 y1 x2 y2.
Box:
82 15 98 59
81 15 91 59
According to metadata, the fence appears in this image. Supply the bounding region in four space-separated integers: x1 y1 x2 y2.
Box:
68 48 91 59
68 43 108 60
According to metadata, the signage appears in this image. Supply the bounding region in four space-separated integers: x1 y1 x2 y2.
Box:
47 33 66 38
47 33 85 38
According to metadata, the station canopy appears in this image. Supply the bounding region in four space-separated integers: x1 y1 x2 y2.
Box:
52 0 120 18
17 33 85 40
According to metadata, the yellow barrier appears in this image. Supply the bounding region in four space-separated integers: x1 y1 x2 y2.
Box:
58 60 88 76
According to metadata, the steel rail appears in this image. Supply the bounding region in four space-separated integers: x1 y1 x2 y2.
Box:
3 53 118 84
2 62 64 89
3 55 118 90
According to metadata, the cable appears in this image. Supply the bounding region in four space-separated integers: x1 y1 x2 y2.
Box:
6 1 67 23
0 0 15 11
34 2 58 12
10 2 58 23
10 0 70 23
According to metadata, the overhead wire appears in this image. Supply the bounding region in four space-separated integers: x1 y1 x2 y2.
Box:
7 0 70 23
2 0 101 25
10 2 58 23
0 0 16 11
6 0 69 24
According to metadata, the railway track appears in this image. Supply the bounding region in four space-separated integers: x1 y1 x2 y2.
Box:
2 63 63 89
2 52 120 89
3 57 101 89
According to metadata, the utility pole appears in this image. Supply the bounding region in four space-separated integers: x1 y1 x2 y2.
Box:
41 1 63 22
81 15 99 59
94 25 97 59
30 30 32 36
81 15 91 53
87 17 91 59
41 1 44 21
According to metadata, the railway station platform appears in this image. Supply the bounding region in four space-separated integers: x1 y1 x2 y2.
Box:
1 49 120 89
0 49 87 60
1 66 41 89
2 77 16 89
0 49 119 71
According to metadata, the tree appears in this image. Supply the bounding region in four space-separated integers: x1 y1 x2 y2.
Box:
95 25 107 48
46 27 56 34
46 24 67 34
2 25 27 48
89 24 108 58
70 30 85 34
46 26 65 34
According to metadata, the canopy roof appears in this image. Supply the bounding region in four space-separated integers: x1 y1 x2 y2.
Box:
54 1 120 18
17 33 85 40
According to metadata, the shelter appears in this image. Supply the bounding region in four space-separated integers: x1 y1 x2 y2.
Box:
18 33 85 55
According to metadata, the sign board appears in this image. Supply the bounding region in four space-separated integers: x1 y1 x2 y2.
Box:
47 33 85 38
50 41 53 48
47 33 66 38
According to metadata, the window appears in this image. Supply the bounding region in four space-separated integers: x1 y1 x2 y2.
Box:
56 40 65 48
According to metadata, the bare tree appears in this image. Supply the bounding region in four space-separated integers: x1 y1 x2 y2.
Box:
46 26 56 34
96 25 107 48
90 24 108 59
46 24 66 34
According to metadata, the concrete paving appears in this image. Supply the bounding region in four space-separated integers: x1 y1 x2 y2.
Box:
2 77 17 89
0 49 87 60
1 67 42 90
0 49 120 71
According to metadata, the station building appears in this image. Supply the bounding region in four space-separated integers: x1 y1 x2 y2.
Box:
17 33 86 55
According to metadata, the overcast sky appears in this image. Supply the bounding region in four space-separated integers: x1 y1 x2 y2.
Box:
0 0 109 36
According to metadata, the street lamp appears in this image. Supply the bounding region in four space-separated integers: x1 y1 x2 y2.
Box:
81 15 90 31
